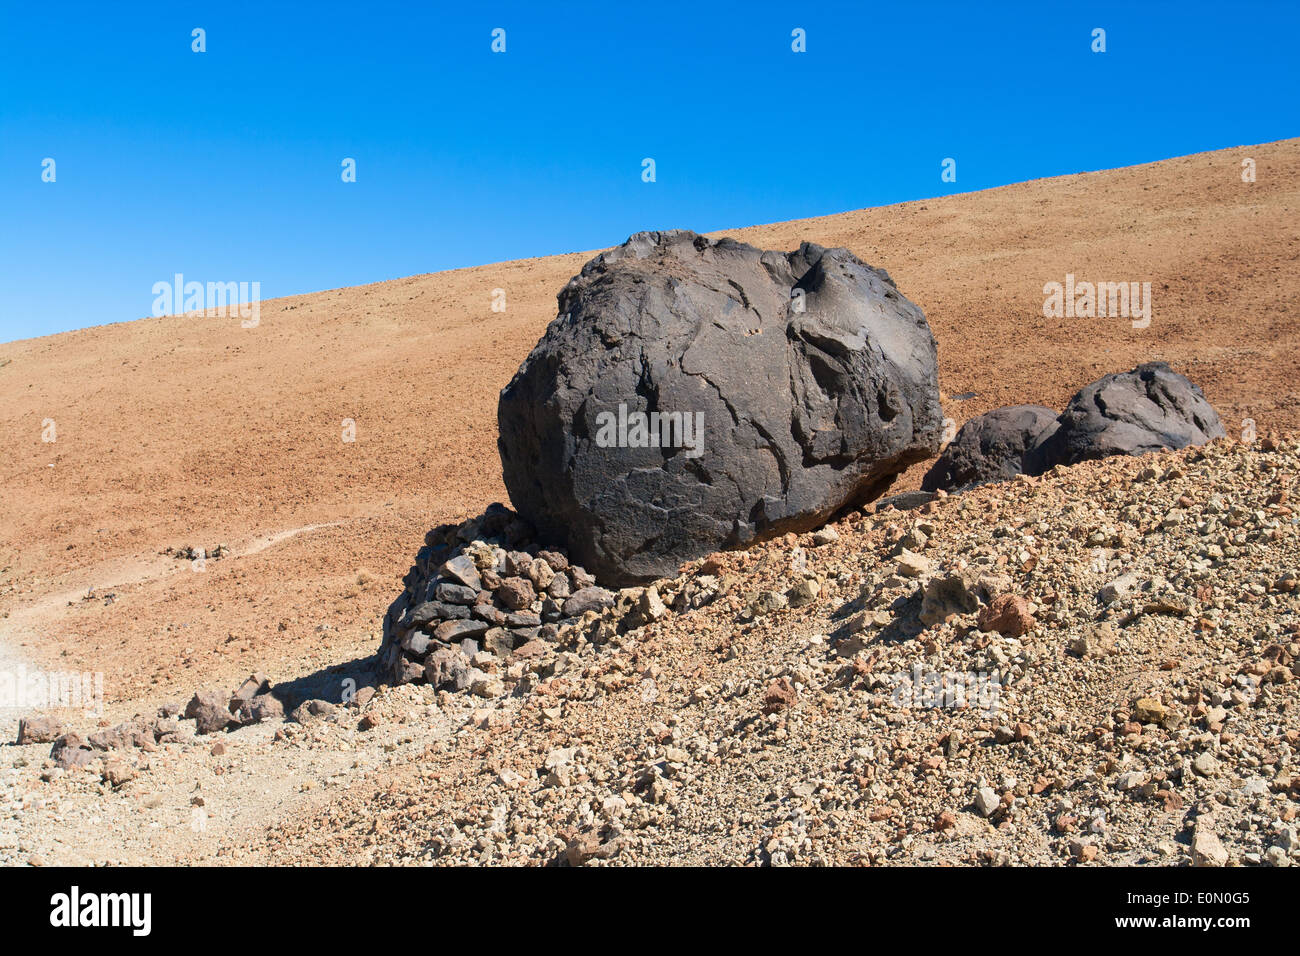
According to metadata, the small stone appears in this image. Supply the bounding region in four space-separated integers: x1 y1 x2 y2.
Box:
1133 697 1166 724
483 627 517 658
743 590 788 619
562 586 616 617
16 715 64 745
812 527 839 546
400 631 431 656
1069 634 1095 658
425 648 471 691
290 699 337 722
412 600 469 624
1192 752 1220 777
434 582 478 605
919 572 979 626
544 747 576 770
1099 572 1140 604
52 736 96 770
537 550 568 571
496 769 524 788
637 586 667 623
102 758 136 788
513 639 548 659
433 618 490 643
471 603 506 625
184 689 237 735
230 672 271 706
471 675 505 698
1191 827 1229 867
496 576 537 611
1070 840 1099 862
896 550 931 578
240 693 284 724
786 578 821 609
974 787 1000 817
526 558 555 591
439 555 483 591
976 593 1034 637
762 678 796 714
1116 771 1146 791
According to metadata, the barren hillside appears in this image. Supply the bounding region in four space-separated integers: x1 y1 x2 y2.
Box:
1 139 1297 819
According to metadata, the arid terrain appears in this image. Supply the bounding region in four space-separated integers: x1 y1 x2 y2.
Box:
1 139 1297 865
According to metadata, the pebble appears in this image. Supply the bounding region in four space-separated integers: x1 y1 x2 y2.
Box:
974 787 1000 817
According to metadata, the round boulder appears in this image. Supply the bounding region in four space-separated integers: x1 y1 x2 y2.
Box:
498 230 942 585
1026 362 1226 471
921 405 1058 492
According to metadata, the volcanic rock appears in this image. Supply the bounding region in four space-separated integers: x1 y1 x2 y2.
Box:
922 405 1058 491
184 689 238 735
1027 362 1226 471
498 230 942 584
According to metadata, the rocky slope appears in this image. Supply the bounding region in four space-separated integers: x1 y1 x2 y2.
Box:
2 139 1296 720
8 434 1273 867
243 435 1299 866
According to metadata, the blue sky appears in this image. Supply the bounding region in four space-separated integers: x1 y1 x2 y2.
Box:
1 0 1296 343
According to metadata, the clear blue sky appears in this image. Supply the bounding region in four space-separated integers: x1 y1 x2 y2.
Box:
2 0 1296 343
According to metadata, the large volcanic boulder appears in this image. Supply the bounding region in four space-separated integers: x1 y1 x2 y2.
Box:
498 230 943 585
1026 362 1226 472
922 405 1058 492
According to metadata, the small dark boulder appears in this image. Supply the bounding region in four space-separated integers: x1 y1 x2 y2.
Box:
184 689 238 735
1027 362 1226 471
922 405 1058 492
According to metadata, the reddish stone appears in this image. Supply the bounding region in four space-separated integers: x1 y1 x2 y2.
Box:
976 593 1034 636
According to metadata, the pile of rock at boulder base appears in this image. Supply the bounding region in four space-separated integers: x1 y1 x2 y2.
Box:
377 230 1229 696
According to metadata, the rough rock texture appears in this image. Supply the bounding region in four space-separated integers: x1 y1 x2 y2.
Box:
922 405 1058 492
377 504 619 687
261 437 1300 868
498 230 943 585
1027 362 1226 472
976 593 1035 637
184 689 238 735
16 715 64 744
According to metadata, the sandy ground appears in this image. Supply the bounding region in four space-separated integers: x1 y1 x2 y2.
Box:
0 139 1297 863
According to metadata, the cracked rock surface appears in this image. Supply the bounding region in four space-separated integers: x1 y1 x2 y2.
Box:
923 405 1058 492
1027 362 1227 472
927 364 1227 493
498 230 942 585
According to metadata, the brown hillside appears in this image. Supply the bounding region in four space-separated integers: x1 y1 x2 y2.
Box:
1 138 1296 708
